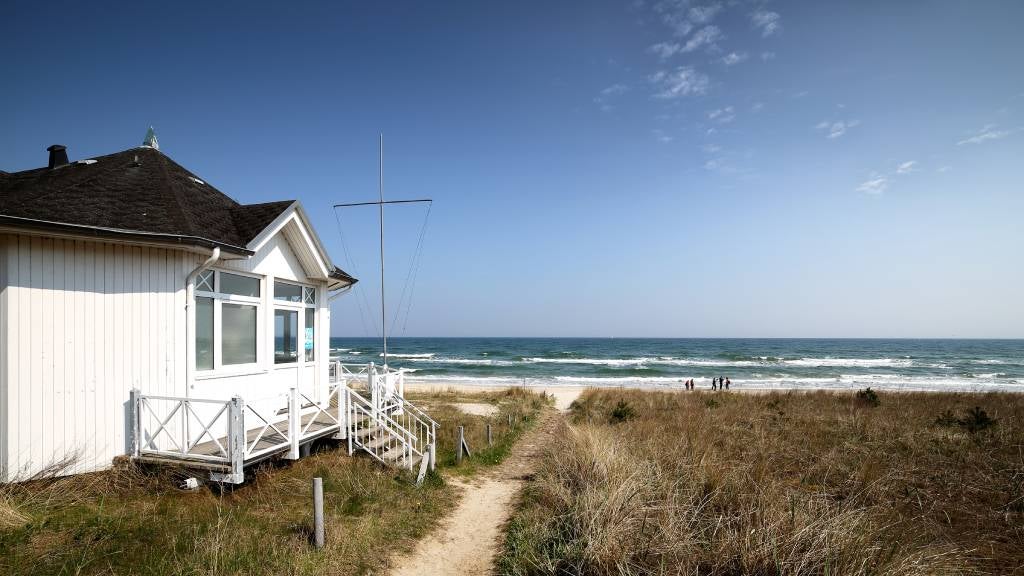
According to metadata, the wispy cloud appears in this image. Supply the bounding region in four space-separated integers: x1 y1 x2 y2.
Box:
895 160 917 174
816 119 860 139
707 105 735 123
682 25 722 53
688 3 722 24
937 165 952 173
957 124 1012 145
648 26 724 59
652 128 675 143
858 161 918 195
856 175 888 195
593 84 629 111
650 66 710 98
750 10 782 37
653 0 724 37
721 51 748 66
750 101 764 112
649 42 682 59
760 51 776 61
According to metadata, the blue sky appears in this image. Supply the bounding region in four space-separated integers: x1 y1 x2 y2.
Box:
2 1 1022 338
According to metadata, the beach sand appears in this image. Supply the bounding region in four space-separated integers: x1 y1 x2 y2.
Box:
404 382 585 411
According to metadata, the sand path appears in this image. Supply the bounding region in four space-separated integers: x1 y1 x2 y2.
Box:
389 389 577 575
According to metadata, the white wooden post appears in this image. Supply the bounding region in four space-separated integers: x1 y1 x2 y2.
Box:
346 388 354 456
337 384 347 440
129 388 141 457
228 396 245 483
430 423 436 471
369 362 378 418
288 387 301 460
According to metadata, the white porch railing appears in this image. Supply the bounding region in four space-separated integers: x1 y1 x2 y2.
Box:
130 362 437 484
130 385 346 484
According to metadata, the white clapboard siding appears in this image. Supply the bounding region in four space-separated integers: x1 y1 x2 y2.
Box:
1 234 8 480
1 234 193 479
1 213 337 481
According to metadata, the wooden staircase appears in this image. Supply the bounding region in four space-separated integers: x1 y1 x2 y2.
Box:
338 365 436 483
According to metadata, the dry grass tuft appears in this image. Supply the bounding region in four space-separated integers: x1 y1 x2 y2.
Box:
501 389 1024 575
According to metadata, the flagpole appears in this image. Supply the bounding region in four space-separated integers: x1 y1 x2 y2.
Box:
379 133 387 367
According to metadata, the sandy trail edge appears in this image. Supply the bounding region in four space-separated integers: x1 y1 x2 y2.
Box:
405 382 582 411
388 387 578 576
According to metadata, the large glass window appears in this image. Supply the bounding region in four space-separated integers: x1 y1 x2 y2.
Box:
274 281 302 303
275 309 298 364
222 304 257 365
221 272 260 297
304 308 315 362
195 270 261 370
196 297 214 370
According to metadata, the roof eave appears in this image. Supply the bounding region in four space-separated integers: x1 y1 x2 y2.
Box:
0 214 254 256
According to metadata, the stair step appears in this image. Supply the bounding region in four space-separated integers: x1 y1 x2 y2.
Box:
354 426 382 439
363 435 400 451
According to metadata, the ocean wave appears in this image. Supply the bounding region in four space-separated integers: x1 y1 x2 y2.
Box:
523 357 653 366
382 353 435 359
782 358 915 368
405 374 1024 392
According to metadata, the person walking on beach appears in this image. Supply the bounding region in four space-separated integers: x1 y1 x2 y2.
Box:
712 377 718 391
725 377 731 390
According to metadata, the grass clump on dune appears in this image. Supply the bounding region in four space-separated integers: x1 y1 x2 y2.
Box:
500 389 1024 575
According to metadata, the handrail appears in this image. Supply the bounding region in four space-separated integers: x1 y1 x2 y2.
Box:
349 387 417 441
400 396 438 427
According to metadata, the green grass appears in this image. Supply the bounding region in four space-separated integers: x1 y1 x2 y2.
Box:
499 388 1024 576
0 388 547 575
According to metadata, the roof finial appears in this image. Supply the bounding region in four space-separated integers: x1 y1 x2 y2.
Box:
143 126 159 150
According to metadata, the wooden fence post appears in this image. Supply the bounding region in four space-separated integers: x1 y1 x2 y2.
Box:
312 477 325 549
487 424 493 447
456 426 464 463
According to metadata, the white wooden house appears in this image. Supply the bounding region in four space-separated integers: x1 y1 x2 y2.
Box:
0 140 435 484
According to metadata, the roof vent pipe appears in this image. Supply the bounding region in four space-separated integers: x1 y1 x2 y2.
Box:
47 144 69 169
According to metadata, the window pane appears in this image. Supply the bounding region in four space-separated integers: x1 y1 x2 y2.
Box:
275 309 298 364
274 281 302 302
222 304 257 365
196 270 214 292
303 287 315 305
196 297 214 370
304 308 315 362
220 272 260 297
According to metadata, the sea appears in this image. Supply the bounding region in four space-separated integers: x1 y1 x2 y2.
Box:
329 338 1024 393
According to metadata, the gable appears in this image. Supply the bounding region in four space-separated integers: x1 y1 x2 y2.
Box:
245 203 336 283
223 231 309 282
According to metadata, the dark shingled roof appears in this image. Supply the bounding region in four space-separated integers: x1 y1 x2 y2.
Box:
0 146 293 254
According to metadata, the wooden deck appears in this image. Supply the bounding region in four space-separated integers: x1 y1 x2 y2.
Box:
136 410 343 471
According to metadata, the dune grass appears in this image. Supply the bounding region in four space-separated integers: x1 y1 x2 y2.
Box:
499 389 1024 575
0 388 547 575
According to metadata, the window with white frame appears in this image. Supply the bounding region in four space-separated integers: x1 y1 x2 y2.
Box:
274 281 316 364
195 270 261 370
